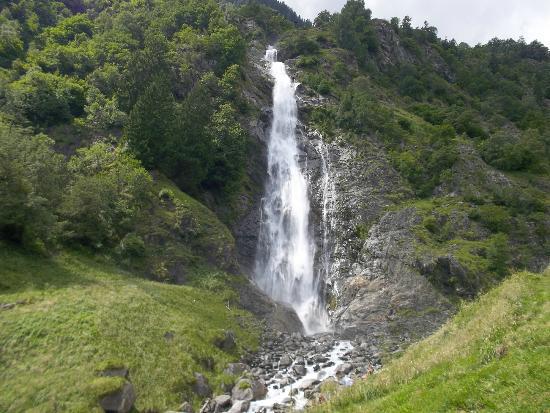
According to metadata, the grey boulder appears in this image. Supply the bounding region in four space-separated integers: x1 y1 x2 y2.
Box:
99 382 136 413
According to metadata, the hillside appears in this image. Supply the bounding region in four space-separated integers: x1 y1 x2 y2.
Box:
0 244 259 412
0 0 548 412
307 269 549 412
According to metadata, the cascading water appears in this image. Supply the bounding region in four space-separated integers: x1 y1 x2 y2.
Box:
254 47 329 334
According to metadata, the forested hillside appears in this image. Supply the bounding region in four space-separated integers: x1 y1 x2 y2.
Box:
0 0 548 412
281 1 549 285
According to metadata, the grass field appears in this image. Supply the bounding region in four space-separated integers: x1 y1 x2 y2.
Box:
0 245 259 413
310 269 549 413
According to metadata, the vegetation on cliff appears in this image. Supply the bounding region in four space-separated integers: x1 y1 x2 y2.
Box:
0 0 548 411
280 0 549 296
308 269 549 412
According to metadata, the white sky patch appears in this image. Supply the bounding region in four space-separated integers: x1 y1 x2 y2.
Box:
283 0 550 46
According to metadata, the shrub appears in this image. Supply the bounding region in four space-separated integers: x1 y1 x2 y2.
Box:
470 205 511 233
119 233 146 257
486 233 510 278
280 30 320 58
481 130 547 172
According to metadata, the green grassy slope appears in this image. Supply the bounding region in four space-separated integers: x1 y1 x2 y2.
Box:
0 246 259 413
310 269 549 413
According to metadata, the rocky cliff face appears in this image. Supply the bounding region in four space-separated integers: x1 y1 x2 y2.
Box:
294 105 454 350
233 45 455 351
234 34 547 352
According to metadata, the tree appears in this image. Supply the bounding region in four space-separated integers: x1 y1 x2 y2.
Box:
0 123 67 249
169 73 220 192
314 10 334 29
0 18 24 67
204 103 247 192
334 0 377 65
207 25 246 74
60 142 152 247
84 86 126 130
6 69 85 126
401 15 413 35
125 76 177 169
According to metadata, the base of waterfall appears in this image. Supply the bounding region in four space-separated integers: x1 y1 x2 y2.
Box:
247 340 355 413
196 330 382 413
197 331 379 413
253 47 330 335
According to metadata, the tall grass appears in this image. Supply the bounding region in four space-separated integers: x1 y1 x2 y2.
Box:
309 269 549 413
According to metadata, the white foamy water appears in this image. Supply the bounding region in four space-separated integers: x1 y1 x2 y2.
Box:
248 341 354 413
254 48 329 334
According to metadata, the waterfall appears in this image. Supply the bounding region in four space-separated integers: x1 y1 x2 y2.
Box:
317 139 336 287
254 47 329 334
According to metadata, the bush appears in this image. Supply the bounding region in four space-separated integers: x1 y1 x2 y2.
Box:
481 130 547 172
486 233 510 278
280 30 320 58
118 233 146 257
470 205 511 233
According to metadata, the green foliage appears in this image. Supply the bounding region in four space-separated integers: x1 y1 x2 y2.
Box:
303 72 333 95
486 233 509 278
40 13 93 45
469 204 511 233
0 123 66 249
280 30 320 58
125 76 177 169
480 129 548 172
237 1 293 37
84 86 126 130
309 270 549 413
334 0 377 64
207 25 246 74
60 142 152 248
1 0 251 199
337 77 458 196
204 103 247 192
118 233 146 258
6 69 85 126
0 246 259 412
0 18 24 67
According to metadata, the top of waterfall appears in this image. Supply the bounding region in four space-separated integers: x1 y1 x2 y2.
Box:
265 47 278 63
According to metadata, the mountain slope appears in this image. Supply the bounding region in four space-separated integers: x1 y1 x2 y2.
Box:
0 245 260 413
308 269 549 412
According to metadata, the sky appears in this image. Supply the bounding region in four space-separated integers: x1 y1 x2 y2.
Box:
283 0 550 47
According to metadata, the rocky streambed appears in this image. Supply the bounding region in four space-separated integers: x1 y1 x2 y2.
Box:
195 331 382 413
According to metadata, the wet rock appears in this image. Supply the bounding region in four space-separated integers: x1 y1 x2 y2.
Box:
335 363 353 377
214 394 232 410
293 364 306 377
251 379 268 400
224 363 249 376
227 400 250 413
278 354 292 367
193 373 212 398
231 379 253 402
99 382 136 413
297 378 320 390
178 401 194 413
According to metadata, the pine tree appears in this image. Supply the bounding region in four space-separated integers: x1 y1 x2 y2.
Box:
125 76 177 169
